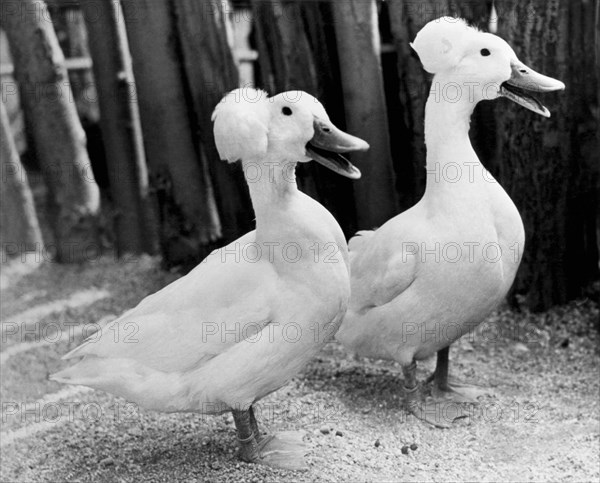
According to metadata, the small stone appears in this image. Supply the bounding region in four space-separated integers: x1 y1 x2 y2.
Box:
410 443 418 451
320 426 330 435
335 430 343 437
211 461 221 470
401 445 410 455
513 342 529 353
374 439 381 448
99 457 114 467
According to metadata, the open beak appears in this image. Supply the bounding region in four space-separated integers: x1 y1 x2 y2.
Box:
500 60 565 117
306 117 369 180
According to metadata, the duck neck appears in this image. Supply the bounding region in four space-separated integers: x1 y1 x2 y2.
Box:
423 77 484 198
243 156 299 234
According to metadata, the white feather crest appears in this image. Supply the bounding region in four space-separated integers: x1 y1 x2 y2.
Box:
410 17 480 74
212 87 271 163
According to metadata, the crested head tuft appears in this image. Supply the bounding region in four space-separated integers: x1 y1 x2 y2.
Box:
212 88 271 163
411 17 480 74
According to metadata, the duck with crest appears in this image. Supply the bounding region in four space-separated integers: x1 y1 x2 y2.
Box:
52 88 368 469
336 17 565 428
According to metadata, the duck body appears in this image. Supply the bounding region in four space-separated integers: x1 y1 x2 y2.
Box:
336 18 563 426
52 89 368 425
55 188 349 414
338 104 525 364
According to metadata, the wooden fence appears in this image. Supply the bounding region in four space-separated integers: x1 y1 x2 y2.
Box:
0 0 598 311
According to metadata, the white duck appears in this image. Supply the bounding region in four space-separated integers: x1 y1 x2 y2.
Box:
336 17 565 427
51 88 368 469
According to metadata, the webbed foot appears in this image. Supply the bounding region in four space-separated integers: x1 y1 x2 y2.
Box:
403 360 469 428
256 431 308 471
233 407 308 470
427 347 489 403
431 377 489 403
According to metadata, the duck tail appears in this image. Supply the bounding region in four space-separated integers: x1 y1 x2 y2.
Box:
50 357 101 386
50 356 189 412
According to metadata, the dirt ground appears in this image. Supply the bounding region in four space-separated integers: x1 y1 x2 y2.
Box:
1 256 599 482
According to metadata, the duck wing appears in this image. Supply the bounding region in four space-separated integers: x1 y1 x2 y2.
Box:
348 230 375 261
349 219 419 309
62 231 277 373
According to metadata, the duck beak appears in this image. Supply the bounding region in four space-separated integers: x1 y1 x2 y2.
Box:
500 60 565 117
306 117 369 180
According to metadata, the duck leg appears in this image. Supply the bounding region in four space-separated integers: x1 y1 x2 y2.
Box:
234 406 308 471
403 360 451 428
232 408 260 463
428 347 488 403
249 406 266 443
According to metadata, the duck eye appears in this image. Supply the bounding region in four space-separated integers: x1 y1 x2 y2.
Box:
282 107 293 116
480 48 491 57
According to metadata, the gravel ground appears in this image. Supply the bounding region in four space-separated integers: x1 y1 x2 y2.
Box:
1 256 599 482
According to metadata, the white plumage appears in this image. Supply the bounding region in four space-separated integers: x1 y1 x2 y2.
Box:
52 88 368 467
337 17 564 427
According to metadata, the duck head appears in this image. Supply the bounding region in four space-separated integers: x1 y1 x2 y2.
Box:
411 17 565 117
212 88 368 179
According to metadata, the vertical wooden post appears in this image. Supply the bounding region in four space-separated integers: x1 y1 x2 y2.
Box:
597 0 600 122
596 0 600 278
120 0 221 266
387 0 450 209
250 0 357 234
251 0 320 201
0 100 43 258
251 0 319 94
80 0 158 256
1 0 100 263
333 0 398 230
173 0 254 245
496 0 598 309
47 1 97 121
596 0 600 330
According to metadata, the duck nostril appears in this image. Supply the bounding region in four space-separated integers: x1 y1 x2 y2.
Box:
520 69 527 74
323 128 331 133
